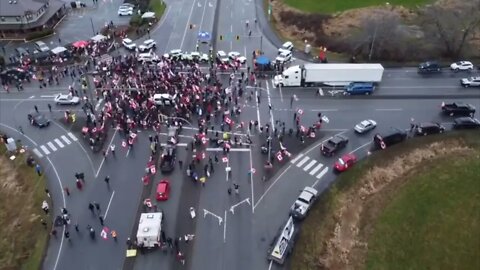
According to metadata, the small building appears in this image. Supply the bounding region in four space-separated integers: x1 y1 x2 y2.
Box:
0 0 67 38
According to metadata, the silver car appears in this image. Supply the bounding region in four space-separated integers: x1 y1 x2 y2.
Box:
54 94 80 105
354 119 377 134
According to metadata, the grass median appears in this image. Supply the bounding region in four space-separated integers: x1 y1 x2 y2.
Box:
0 141 50 270
282 0 434 13
290 131 480 270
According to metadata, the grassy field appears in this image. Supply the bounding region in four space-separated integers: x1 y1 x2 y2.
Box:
0 141 49 270
290 131 480 270
366 153 480 269
282 0 434 13
149 0 166 18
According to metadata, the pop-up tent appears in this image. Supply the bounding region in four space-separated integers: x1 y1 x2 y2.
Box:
91 34 107 43
141 12 155 19
51 46 67 55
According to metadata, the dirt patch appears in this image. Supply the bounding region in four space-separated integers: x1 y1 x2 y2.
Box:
318 139 474 269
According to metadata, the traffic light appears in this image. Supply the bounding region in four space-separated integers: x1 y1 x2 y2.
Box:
219 35 223 41
189 24 193 29
236 35 240 41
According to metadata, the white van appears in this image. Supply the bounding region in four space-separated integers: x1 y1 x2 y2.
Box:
137 52 159 63
153 93 175 106
275 51 292 63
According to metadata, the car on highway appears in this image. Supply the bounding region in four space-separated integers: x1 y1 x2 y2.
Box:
334 153 357 172
414 122 445 136
160 145 176 173
373 127 407 150
418 61 441 74
321 135 349 156
290 187 318 220
275 50 292 63
122 38 136 50
138 39 156 52
441 102 475 116
156 180 170 201
278 41 294 55
27 112 50 128
460 77 480 87
216 50 229 63
54 94 80 105
354 119 377 133
450 61 474 72
163 49 183 61
452 117 480 129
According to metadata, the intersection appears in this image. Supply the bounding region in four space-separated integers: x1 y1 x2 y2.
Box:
1 0 480 270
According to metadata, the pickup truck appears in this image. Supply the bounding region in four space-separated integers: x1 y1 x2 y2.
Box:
321 135 349 156
290 187 318 220
441 102 476 116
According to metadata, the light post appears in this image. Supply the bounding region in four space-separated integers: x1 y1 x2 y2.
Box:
90 17 95 35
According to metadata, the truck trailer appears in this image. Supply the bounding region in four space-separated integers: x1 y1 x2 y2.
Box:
273 63 384 87
136 212 163 248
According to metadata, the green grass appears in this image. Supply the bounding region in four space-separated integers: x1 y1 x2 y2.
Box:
282 0 434 13
366 153 480 269
0 142 50 270
149 0 166 18
290 131 480 270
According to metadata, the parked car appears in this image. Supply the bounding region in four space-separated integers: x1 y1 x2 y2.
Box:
190 51 209 63
137 52 159 63
275 50 292 63
138 39 156 52
34 41 50 53
278 41 294 54
373 128 407 150
453 117 480 129
118 6 133 16
334 153 357 172
460 77 480 87
450 61 474 72
160 145 176 173
163 49 183 61
354 119 377 134
216 50 229 63
54 94 80 105
290 187 318 220
156 180 170 201
415 122 445 136
122 38 136 50
27 112 50 128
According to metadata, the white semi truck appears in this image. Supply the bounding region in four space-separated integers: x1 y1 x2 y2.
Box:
136 212 163 248
273 63 384 87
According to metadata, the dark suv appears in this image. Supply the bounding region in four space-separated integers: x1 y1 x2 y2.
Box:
418 61 442 74
373 128 407 149
415 122 445 136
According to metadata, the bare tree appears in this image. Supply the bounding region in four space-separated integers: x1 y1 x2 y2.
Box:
421 0 480 58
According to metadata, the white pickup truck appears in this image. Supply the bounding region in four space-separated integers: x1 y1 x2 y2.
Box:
290 187 318 220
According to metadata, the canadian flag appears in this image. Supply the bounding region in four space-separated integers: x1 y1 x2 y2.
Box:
122 141 127 148
100 227 110 240
276 151 283 162
297 108 304 115
222 156 229 163
150 165 156 174
225 117 233 125
201 137 208 145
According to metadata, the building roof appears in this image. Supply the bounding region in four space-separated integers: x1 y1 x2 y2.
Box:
0 0 48 17
0 0 64 30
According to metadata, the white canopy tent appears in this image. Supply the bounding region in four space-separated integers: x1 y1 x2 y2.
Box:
91 34 107 43
141 12 155 19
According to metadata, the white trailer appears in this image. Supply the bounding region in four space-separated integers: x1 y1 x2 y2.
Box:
136 212 163 248
273 63 384 87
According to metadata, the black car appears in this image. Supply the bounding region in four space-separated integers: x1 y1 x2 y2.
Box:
415 122 445 136
27 112 50 128
373 128 407 150
0 68 29 81
321 135 349 156
453 117 480 129
418 61 442 74
441 102 475 116
160 145 176 173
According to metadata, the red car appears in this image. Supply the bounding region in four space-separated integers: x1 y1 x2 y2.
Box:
334 153 357 172
156 179 170 201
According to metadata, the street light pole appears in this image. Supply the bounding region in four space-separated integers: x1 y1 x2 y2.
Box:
90 17 95 35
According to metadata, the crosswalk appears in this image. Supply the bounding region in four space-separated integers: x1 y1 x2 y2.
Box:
32 132 78 158
290 153 329 179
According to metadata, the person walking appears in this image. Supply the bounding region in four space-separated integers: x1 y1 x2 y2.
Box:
35 164 42 176
34 105 39 113
48 104 52 112
64 187 70 196
19 125 24 134
178 160 183 169
65 230 70 241
88 202 95 214
99 215 104 226
111 230 117 241
94 201 100 212
104 176 110 185
233 183 239 194
110 144 115 156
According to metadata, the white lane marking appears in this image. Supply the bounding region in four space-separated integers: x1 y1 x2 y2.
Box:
350 141 372 154
223 210 227 243
311 109 339 112
309 163 324 175
61 135 71 145
249 146 255 213
96 129 118 178
54 138 65 148
47 141 58 152
303 160 317 171
316 167 329 179
290 153 304 164
296 156 310 167
375 108 403 111
33 148 44 158
40 145 51 155
206 148 251 152
104 191 115 220
179 0 197 49
29 95 35 99
40 95 55 98
67 132 78 141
